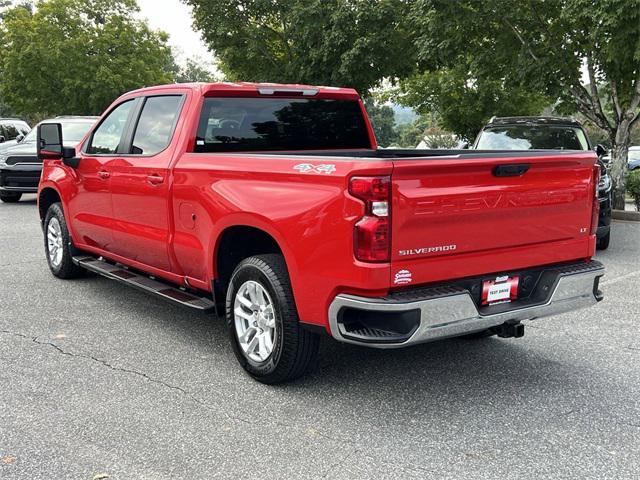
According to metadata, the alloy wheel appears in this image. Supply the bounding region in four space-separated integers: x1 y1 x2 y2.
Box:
233 280 277 362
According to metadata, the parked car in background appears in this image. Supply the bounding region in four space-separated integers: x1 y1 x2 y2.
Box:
36 83 604 383
473 116 612 250
629 146 640 171
0 116 97 203
0 118 31 146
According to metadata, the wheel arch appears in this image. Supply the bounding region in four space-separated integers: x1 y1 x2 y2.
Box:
214 224 287 291
38 187 62 224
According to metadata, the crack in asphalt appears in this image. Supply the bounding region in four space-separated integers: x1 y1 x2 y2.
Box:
0 329 358 448
2 328 638 475
0 329 201 403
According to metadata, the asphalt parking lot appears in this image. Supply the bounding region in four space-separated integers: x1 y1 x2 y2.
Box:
1 195 639 479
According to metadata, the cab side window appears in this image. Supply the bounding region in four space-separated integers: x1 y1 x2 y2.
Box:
131 96 183 155
87 100 134 154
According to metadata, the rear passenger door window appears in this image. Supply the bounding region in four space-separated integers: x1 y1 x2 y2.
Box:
130 96 183 155
86 100 135 154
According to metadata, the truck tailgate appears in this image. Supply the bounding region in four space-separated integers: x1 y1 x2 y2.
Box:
390 152 597 286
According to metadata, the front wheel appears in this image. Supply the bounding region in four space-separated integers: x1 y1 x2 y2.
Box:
44 203 84 279
0 192 22 203
226 254 319 384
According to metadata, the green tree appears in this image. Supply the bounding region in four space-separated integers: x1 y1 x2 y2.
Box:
409 0 640 208
396 63 549 141
0 0 13 18
363 98 398 147
175 56 216 83
183 0 415 95
0 0 174 119
394 116 429 148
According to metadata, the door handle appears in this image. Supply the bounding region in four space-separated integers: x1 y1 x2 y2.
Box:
97 170 110 179
147 174 165 185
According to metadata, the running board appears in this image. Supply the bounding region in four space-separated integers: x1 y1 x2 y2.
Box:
72 256 216 312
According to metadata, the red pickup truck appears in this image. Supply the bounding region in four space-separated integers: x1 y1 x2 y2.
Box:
36 82 604 383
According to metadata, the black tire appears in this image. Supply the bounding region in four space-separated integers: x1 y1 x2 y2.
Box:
43 203 84 279
226 254 319 384
0 192 22 203
596 231 610 250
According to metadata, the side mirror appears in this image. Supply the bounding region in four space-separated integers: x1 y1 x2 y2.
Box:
15 134 24 143
595 144 607 157
37 123 80 167
37 123 64 160
0 135 5 143
460 142 469 149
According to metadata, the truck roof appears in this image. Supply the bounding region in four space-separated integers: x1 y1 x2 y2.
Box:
123 82 360 100
487 116 583 127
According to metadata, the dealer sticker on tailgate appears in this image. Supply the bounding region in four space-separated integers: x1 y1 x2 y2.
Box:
482 275 519 306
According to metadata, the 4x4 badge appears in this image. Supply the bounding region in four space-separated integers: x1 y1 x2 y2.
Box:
294 163 336 175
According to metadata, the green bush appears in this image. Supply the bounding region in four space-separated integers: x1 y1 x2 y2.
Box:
627 170 640 211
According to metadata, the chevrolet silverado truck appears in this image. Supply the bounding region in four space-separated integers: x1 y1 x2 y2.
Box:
36 82 605 383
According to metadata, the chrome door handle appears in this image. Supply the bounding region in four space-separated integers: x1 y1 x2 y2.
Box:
97 170 110 179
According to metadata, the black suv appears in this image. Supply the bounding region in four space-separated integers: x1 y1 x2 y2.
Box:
0 116 97 203
0 118 31 145
473 116 612 250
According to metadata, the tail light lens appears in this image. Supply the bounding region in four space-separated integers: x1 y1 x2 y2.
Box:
349 176 391 262
590 164 601 235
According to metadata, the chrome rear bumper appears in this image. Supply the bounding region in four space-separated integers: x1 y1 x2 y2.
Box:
328 261 604 348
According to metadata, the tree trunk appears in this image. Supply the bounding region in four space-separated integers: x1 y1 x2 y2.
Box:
610 121 632 210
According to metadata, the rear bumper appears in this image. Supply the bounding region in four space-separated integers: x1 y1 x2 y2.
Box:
328 260 604 348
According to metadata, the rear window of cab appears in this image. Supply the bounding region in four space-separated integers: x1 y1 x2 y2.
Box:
194 97 371 152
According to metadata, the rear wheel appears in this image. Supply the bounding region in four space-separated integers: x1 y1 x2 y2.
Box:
0 192 22 203
226 254 319 384
44 203 84 279
596 231 610 250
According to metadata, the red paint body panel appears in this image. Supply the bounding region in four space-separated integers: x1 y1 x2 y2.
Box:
39 82 598 333
390 154 597 286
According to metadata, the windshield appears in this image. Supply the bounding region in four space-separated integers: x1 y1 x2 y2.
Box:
23 120 95 144
194 97 371 152
475 125 590 150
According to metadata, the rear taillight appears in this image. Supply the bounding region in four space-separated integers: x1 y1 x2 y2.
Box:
590 164 601 235
349 176 391 262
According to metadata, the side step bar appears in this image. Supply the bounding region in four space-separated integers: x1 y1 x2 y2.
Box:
72 256 216 313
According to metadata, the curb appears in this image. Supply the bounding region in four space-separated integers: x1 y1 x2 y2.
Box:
613 209 640 221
